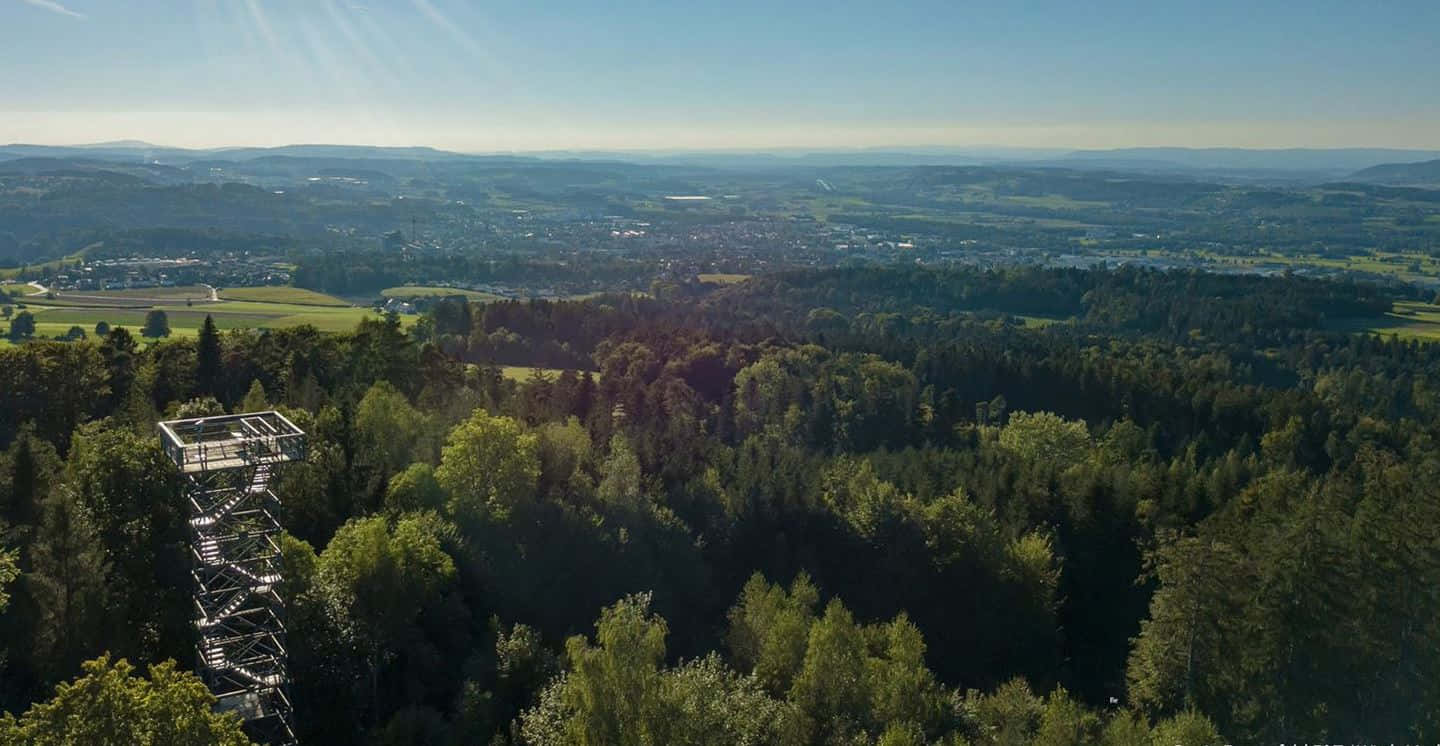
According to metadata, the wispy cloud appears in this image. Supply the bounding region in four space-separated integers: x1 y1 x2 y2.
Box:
408 0 513 92
410 0 484 58
244 0 278 50
20 0 86 19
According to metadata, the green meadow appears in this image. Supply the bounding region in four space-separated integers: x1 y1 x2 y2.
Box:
217 286 350 306
497 366 599 382
1 286 408 345
1330 300 1440 341
697 273 752 284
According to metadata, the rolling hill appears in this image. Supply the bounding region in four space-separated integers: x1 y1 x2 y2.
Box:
1350 158 1440 186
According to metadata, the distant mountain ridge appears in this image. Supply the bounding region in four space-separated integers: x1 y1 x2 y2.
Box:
1062 147 1440 173
0 142 485 164
1349 159 1440 186
0 143 1065 169
74 139 163 150
4 142 1439 181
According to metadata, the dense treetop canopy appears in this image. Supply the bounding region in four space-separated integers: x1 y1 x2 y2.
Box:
1 265 1438 742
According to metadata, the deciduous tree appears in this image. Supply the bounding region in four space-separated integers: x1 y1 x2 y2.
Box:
315 513 458 725
435 410 538 523
6 311 35 341
141 310 170 339
0 654 253 746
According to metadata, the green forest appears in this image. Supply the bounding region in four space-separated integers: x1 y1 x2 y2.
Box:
2 265 1438 744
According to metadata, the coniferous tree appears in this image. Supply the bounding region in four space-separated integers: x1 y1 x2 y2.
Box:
1126 533 1250 722
25 485 110 683
195 315 221 399
574 371 596 421
3 429 60 530
240 379 269 413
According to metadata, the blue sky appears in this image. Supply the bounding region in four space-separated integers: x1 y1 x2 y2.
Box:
3 0 1437 150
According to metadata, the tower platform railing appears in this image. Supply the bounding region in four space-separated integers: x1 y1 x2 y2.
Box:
159 411 306 473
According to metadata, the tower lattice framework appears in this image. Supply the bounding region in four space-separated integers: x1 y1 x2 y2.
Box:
159 411 306 746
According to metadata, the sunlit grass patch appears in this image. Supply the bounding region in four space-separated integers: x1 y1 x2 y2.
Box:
219 286 350 306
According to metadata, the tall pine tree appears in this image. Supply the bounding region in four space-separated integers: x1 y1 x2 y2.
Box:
195 314 222 401
26 485 110 683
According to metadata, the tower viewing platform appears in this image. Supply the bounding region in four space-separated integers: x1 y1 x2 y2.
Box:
159 411 306 474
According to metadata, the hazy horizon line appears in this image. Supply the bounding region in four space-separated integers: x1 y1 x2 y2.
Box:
5 140 1440 157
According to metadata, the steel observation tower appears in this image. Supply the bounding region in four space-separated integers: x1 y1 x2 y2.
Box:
159 411 306 745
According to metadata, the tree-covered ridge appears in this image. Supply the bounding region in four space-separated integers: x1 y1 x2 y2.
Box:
705 265 1397 339
0 266 1438 742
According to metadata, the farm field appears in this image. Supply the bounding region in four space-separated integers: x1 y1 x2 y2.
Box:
218 286 349 305
1129 249 1440 284
497 365 598 382
1330 300 1440 341
80 285 214 299
381 286 507 301
697 273 752 284
16 286 218 308
1 286 408 345
1017 314 1070 328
